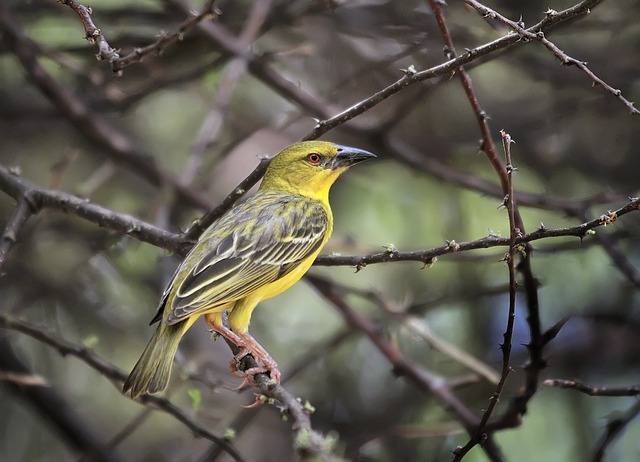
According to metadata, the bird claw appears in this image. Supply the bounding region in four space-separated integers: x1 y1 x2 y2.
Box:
229 353 280 389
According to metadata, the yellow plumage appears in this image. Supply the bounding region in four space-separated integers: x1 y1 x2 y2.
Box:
123 141 375 398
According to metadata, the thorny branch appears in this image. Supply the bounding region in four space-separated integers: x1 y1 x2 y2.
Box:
1 164 637 272
464 0 639 116
0 314 248 462
591 401 640 462
0 314 342 461
544 379 640 397
59 0 220 74
0 2 211 210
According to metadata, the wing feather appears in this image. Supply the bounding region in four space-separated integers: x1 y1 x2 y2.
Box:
161 193 328 324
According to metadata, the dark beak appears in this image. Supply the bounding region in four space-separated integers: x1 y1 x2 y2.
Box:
331 145 377 169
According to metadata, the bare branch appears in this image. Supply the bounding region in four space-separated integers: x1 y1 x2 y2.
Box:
0 2 211 210
465 0 639 116
59 0 220 74
591 400 640 462
0 314 249 462
543 379 640 397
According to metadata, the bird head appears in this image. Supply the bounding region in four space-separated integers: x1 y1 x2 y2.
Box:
260 141 376 201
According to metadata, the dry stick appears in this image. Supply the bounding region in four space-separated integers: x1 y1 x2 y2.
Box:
220 338 342 462
201 329 355 462
0 336 123 462
425 3 553 457
458 133 519 460
0 197 32 271
303 0 605 141
591 400 640 462
0 315 250 462
305 275 513 462
185 0 273 185
305 276 479 430
166 0 330 118
464 0 639 116
543 379 640 397
3 164 638 272
57 0 119 63
0 2 210 211
0 165 188 254
383 137 630 216
576 210 640 288
314 197 638 268
59 0 219 74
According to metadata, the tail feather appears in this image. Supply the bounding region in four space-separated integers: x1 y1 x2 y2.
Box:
123 322 186 398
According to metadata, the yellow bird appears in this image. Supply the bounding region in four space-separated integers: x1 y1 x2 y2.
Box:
123 141 375 398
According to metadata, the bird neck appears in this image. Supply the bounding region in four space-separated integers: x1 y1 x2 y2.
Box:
260 174 338 204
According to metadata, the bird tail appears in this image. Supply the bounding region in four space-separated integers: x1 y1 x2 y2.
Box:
123 321 187 398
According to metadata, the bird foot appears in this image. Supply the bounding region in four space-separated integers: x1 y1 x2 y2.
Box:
229 348 280 389
204 314 281 386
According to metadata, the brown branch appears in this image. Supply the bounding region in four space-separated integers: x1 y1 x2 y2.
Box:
0 165 189 255
218 337 344 461
464 0 639 116
302 0 602 140
59 0 219 74
57 0 120 63
305 276 480 430
543 379 640 397
314 196 640 268
0 2 211 210
591 400 640 462
0 194 32 271
305 274 515 461
0 314 249 462
200 328 354 461
0 335 123 462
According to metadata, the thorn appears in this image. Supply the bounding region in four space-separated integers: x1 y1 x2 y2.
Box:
400 64 417 76
445 240 460 252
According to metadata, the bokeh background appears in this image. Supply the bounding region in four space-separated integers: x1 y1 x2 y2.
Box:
0 0 639 461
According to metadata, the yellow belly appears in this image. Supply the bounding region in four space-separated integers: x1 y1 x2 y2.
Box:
224 248 321 333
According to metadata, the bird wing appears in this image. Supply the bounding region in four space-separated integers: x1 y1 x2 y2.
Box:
160 194 328 324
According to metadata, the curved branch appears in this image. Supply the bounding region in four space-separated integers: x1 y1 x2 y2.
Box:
0 2 211 210
0 315 248 462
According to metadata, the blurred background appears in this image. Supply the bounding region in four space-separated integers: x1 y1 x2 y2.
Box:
0 0 639 461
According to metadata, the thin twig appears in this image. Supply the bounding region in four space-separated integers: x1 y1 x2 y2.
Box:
0 196 32 271
591 400 640 462
314 196 640 269
0 2 211 210
302 0 603 140
305 276 479 429
59 0 219 74
544 379 640 397
0 165 188 255
464 0 639 116
0 314 249 462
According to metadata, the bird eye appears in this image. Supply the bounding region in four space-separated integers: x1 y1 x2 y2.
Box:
306 153 322 165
